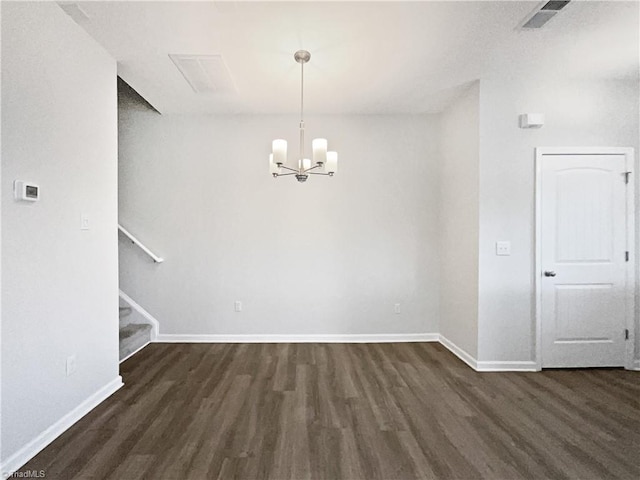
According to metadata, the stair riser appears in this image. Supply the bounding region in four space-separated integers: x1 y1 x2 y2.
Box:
120 329 151 361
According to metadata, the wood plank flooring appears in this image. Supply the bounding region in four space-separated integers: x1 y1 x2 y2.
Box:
20 343 640 479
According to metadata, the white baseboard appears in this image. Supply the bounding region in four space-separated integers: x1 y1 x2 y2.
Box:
155 333 439 343
633 359 640 371
119 290 159 341
438 335 478 370
437 335 537 372
156 333 538 371
0 376 123 479
476 361 538 372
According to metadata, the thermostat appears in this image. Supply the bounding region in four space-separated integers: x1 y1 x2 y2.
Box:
14 181 40 202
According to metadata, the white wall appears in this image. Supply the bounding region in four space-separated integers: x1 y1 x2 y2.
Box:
1 2 120 467
438 82 480 357
118 90 441 338
469 0 640 367
477 76 640 363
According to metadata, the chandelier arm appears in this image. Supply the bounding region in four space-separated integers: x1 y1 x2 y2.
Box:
279 165 299 173
307 172 332 176
303 164 321 173
274 172 297 176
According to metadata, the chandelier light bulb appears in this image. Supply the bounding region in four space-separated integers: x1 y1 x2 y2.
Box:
312 138 327 165
269 154 281 177
298 158 312 170
272 139 287 166
326 151 338 175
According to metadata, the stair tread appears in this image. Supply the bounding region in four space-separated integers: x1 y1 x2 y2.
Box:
119 323 152 341
119 323 152 361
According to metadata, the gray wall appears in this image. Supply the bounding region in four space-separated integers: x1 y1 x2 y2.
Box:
118 90 441 337
438 82 480 357
1 2 119 464
478 76 640 363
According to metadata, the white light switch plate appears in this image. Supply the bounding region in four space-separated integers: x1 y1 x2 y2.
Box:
81 214 90 230
496 241 511 256
66 355 77 376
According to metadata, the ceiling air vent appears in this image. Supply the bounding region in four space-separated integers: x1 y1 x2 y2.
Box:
520 1 571 30
540 1 571 11
169 54 237 94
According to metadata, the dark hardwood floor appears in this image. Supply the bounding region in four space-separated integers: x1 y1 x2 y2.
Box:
20 343 640 479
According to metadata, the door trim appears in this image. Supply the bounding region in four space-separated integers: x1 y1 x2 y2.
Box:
534 147 636 370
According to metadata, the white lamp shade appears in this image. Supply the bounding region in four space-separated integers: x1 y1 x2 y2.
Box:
312 138 327 165
272 139 287 165
298 158 311 170
269 154 280 175
325 151 338 174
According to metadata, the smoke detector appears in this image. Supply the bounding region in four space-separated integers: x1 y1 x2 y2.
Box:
519 1 571 30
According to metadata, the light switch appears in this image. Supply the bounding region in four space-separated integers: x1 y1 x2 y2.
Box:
496 241 511 256
81 214 90 230
66 355 77 376
234 301 242 312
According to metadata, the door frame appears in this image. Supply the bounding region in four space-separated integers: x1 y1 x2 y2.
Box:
534 147 636 371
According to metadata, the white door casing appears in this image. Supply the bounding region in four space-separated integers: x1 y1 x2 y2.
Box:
535 148 635 369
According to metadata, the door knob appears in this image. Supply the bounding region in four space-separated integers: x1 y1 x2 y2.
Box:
544 271 556 277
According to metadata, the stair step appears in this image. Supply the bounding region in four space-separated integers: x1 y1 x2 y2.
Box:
119 323 152 361
119 322 151 340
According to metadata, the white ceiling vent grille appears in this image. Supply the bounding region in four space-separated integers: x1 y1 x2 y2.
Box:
169 54 237 94
520 1 571 30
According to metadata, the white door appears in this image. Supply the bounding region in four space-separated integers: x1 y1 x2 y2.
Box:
539 153 630 368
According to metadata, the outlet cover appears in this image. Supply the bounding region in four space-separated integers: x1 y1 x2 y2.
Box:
496 241 511 256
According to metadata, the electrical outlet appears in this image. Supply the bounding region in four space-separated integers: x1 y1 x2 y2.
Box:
234 301 242 312
394 303 401 314
496 241 511 256
66 355 77 376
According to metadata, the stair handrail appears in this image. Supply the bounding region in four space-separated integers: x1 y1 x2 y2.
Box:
118 224 164 263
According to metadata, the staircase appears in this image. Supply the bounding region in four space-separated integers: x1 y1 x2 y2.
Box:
119 302 152 362
117 225 162 361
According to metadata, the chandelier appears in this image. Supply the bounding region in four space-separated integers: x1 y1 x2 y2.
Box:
269 50 338 183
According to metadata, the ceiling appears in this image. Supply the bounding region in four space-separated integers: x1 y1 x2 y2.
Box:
65 1 639 115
